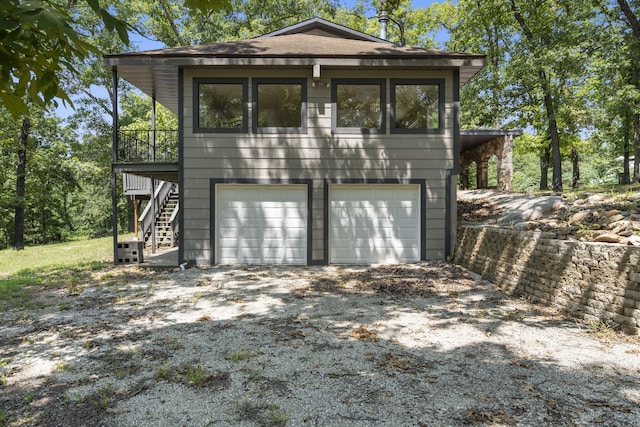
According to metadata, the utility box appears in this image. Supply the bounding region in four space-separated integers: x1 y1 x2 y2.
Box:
117 241 144 264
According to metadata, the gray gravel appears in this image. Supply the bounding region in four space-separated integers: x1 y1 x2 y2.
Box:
1 262 639 426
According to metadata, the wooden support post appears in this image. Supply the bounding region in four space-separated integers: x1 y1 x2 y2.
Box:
133 198 140 239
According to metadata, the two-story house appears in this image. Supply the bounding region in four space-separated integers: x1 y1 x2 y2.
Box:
106 17 486 266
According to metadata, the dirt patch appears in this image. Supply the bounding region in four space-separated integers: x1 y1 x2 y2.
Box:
1 263 639 426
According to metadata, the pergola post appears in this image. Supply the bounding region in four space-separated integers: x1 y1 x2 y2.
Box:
477 159 489 189
498 135 513 191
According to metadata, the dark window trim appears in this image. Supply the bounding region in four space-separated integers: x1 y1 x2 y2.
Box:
331 78 387 135
210 178 313 265
193 78 248 133
252 78 307 134
390 78 445 135
322 178 427 264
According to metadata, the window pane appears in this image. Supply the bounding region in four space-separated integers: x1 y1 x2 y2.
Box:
336 84 382 128
257 83 302 128
199 83 244 129
395 84 440 129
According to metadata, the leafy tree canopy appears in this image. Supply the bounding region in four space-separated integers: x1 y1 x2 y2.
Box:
0 0 229 118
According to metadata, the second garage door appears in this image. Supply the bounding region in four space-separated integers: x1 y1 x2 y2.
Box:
329 184 421 264
216 184 308 264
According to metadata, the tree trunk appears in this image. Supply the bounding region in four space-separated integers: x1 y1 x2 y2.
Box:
634 112 640 183
14 116 30 250
510 1 563 191
571 146 580 189
540 69 563 192
540 145 550 190
623 117 631 184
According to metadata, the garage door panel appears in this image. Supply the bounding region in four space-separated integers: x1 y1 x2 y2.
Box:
329 184 420 264
218 248 307 262
396 228 420 239
218 225 306 237
216 184 308 264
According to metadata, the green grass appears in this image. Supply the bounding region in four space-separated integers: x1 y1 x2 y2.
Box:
0 235 127 276
0 235 133 309
541 183 640 199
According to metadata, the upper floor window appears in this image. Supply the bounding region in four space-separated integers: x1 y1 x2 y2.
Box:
253 78 307 133
391 79 444 134
194 78 248 133
332 79 386 134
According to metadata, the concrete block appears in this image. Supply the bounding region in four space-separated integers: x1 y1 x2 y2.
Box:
117 241 144 264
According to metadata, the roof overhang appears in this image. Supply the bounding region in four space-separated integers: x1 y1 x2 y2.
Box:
460 129 524 153
105 18 485 115
107 56 485 115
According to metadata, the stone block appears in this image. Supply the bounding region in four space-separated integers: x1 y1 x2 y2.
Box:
613 314 637 327
583 313 599 323
594 232 623 243
587 300 605 311
580 258 599 268
598 262 620 272
594 292 614 304
624 281 639 292
623 307 640 320
625 289 640 301
605 209 622 218
570 210 593 223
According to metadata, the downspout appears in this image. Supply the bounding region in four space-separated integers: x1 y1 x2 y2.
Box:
446 70 462 259
151 96 157 254
111 67 119 264
178 67 185 265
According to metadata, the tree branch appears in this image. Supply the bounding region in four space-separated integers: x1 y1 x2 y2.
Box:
617 0 640 40
159 0 187 46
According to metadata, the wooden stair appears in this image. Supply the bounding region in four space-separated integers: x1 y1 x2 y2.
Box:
153 193 179 249
139 181 179 251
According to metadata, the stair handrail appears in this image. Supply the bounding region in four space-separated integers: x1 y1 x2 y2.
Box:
169 200 179 224
139 181 174 244
169 200 179 247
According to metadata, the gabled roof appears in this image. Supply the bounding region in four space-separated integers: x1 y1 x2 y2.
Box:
259 17 388 42
106 18 485 114
114 32 481 61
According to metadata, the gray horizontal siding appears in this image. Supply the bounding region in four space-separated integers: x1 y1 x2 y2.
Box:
182 68 456 264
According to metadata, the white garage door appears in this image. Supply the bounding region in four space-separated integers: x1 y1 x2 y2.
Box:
216 184 307 264
330 184 420 264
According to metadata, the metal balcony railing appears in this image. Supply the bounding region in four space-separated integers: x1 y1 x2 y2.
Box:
117 129 178 163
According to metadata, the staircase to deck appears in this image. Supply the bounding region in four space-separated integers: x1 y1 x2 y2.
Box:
153 192 179 249
139 181 179 251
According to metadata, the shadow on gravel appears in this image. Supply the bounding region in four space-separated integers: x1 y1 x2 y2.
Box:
1 263 638 426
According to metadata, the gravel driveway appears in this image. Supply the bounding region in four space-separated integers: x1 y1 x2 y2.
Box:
1 262 639 426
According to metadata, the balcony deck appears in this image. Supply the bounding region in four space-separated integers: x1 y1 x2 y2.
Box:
113 129 178 182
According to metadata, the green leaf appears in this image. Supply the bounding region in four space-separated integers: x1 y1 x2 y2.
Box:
0 90 29 117
183 0 231 14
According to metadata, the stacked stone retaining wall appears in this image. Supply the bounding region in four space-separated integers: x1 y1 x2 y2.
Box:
453 225 640 334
